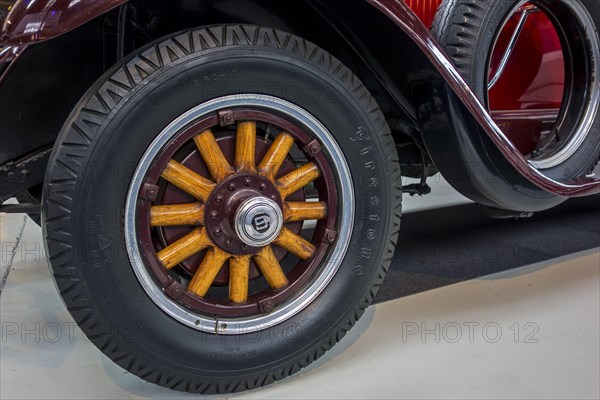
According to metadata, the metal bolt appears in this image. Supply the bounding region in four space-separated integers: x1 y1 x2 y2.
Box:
259 299 274 313
141 183 160 201
241 244 248 251
228 183 236 191
225 240 233 248
166 281 184 299
214 228 222 237
259 183 267 191
172 285 183 298
210 211 219 220
243 178 251 186
324 230 337 243
218 109 235 126
271 195 277 200
216 195 224 203
303 139 322 157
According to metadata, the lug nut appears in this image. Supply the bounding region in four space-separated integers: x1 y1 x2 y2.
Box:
241 244 248 251
216 195 224 203
228 183 236 191
303 139 322 157
243 178 251 186
327 232 336 242
259 183 267 191
225 240 233 247
259 299 274 313
210 211 218 220
214 228 222 237
141 183 160 201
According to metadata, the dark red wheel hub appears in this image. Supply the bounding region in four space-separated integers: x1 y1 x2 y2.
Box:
203 173 282 255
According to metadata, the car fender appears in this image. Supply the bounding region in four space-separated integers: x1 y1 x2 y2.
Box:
0 0 126 46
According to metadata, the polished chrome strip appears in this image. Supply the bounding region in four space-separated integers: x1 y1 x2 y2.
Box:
488 5 537 90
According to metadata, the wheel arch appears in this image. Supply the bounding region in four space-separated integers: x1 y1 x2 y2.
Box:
0 0 422 166
1 0 421 202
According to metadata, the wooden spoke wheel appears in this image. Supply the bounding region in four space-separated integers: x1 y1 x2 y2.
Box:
134 106 339 319
45 26 401 393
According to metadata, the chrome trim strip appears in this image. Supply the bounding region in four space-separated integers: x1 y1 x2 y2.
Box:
487 5 534 90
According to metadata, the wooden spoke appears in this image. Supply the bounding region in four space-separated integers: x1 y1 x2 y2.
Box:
161 160 215 202
188 248 231 297
257 133 295 181
277 162 320 199
274 227 316 260
284 201 327 222
150 203 204 226
229 255 251 304
157 227 212 269
235 122 257 173
254 246 289 290
193 129 234 182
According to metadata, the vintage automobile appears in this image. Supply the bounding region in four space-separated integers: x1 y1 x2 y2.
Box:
0 0 598 394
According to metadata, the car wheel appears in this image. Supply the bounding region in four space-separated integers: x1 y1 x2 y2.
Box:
43 25 401 393
432 0 600 180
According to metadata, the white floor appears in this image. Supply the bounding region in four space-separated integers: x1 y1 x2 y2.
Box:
1 178 599 399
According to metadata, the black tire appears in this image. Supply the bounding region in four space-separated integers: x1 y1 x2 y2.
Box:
43 25 401 393
432 0 600 180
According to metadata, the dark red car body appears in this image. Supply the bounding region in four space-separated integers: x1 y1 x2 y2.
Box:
0 0 598 212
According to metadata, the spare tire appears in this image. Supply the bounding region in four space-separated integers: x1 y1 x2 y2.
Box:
431 0 600 181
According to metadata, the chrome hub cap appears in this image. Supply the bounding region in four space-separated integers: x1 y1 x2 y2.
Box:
235 197 283 247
